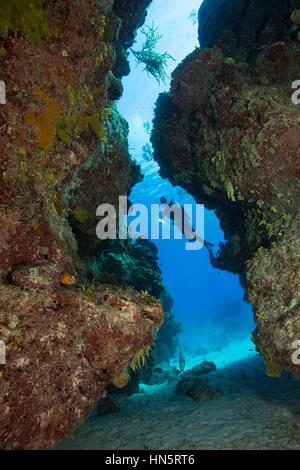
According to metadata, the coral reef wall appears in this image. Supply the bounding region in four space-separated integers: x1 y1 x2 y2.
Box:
151 0 300 377
0 0 166 450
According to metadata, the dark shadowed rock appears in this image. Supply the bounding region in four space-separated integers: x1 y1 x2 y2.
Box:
181 361 217 380
198 0 300 60
113 0 152 49
111 0 153 78
176 361 220 402
95 394 127 416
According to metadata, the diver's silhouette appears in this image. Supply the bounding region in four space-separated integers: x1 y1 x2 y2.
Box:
159 196 217 267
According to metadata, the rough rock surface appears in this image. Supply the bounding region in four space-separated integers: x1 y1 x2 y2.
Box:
80 238 164 299
113 0 152 49
247 214 300 379
152 43 300 275
176 361 219 402
0 284 163 449
146 364 179 386
151 0 300 378
181 361 217 378
0 0 160 449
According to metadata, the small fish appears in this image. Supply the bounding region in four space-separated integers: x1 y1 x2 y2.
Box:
179 348 185 373
60 272 76 286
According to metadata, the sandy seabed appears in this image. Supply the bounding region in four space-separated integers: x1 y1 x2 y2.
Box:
57 341 300 450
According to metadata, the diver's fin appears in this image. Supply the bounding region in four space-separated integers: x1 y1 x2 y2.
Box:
204 241 215 249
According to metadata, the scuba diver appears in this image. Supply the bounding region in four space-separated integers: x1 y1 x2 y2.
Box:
159 196 217 268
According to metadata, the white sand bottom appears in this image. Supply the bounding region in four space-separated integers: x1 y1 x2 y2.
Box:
57 340 300 450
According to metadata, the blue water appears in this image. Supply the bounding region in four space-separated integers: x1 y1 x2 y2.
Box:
117 0 255 357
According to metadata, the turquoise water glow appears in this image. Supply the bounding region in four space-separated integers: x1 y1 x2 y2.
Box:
117 0 255 357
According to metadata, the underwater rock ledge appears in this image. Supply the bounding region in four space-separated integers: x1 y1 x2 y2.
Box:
151 0 299 378
0 284 163 450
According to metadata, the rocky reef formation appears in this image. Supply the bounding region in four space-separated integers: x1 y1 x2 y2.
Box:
151 0 299 377
0 284 163 449
0 0 167 450
78 237 165 299
176 361 220 402
247 213 300 378
95 289 182 395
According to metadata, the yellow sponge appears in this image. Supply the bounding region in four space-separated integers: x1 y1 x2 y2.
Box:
264 357 283 378
291 10 300 26
113 371 130 389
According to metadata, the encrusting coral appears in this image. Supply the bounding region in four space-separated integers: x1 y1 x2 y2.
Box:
60 272 76 286
24 100 61 152
0 285 163 449
152 43 300 276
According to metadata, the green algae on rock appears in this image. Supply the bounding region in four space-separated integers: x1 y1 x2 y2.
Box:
0 0 50 45
151 43 300 277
